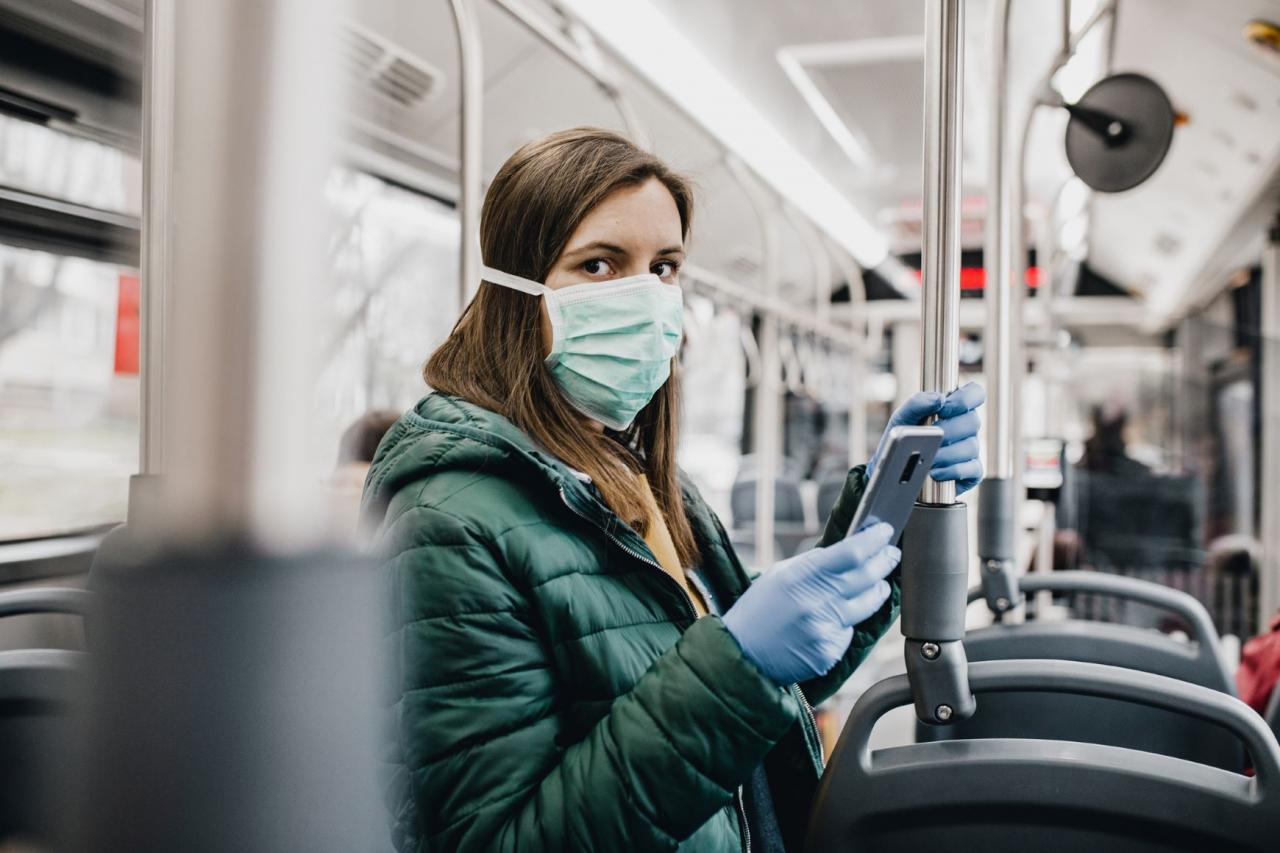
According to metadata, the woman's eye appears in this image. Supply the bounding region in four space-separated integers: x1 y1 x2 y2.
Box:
652 260 679 279
582 258 613 276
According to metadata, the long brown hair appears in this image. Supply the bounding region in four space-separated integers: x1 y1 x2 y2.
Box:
425 127 700 566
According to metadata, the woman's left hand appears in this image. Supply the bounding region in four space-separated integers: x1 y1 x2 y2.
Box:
869 381 986 495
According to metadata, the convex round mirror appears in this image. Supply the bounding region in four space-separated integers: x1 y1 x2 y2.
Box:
1064 72 1176 193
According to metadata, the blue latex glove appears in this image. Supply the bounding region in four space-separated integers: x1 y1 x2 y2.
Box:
868 381 986 495
722 523 900 685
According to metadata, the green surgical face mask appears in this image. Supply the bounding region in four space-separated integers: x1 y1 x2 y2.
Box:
481 264 684 430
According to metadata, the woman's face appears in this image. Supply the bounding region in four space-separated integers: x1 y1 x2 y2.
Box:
544 177 685 293
537 177 684 430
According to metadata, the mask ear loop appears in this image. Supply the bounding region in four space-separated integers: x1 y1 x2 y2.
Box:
478 264 566 364
479 265 549 296
476 227 548 296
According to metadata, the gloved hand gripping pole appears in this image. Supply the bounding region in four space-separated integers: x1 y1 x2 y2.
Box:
901 0 975 726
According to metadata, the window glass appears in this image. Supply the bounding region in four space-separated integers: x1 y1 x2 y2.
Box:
0 114 141 216
0 245 139 540
677 293 746 521
314 168 459 529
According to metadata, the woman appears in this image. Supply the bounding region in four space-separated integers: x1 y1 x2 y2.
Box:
363 128 984 852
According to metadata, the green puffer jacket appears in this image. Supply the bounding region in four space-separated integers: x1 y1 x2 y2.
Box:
363 393 900 852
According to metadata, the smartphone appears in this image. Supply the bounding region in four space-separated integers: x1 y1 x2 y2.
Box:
846 425 944 539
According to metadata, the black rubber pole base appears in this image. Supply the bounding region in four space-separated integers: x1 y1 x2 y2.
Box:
905 639 977 724
977 476 1020 617
900 502 975 724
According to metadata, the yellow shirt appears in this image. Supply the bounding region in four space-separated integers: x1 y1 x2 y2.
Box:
636 475 708 617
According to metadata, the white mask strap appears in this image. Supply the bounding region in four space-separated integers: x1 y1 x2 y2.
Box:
480 265 548 296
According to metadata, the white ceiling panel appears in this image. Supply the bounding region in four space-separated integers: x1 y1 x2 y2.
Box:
1089 0 1280 322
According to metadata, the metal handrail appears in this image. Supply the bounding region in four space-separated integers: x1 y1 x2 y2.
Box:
919 0 964 506
845 659 1280 786
965 570 1224 666
447 0 483 306
140 0 174 483
0 588 93 619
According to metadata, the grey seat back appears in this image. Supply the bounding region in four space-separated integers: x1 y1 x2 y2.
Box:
809 660 1280 852
730 476 806 526
726 529 786 571
0 649 86 844
816 476 846 526
0 589 92 844
1074 470 1202 570
922 572 1243 770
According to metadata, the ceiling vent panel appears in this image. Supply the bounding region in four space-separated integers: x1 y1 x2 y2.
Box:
342 22 443 110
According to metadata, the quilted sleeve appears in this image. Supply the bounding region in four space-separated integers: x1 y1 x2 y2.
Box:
798 464 902 706
379 503 799 852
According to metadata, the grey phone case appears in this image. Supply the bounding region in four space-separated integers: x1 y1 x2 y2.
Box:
848 425 944 539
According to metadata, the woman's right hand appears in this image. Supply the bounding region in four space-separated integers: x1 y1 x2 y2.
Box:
722 523 900 685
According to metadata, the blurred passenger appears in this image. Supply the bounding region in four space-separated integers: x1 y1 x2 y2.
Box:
362 128 985 852
327 409 399 539
1079 404 1150 478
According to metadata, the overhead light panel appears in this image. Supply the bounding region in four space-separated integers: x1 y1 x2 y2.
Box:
554 0 896 274
776 35 925 174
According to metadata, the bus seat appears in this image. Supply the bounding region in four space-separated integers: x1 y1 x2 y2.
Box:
920 572 1242 770
1073 471 1203 570
730 475 806 526
816 475 846 527
808 660 1280 852
0 588 92 843
726 529 787 570
0 587 94 621
0 639 85 847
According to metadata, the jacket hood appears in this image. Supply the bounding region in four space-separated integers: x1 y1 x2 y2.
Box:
360 393 586 531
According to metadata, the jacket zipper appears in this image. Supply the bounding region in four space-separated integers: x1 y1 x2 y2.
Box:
558 487 698 622
561 486 756 850
792 685 824 771
735 785 752 853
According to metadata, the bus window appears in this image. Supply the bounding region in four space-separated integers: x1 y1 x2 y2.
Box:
314 168 460 491
0 113 141 542
0 245 139 540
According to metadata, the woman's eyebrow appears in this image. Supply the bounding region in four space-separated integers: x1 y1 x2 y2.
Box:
562 241 628 258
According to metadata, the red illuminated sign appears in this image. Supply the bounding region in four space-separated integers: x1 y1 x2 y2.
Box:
911 266 1041 290
114 271 139 375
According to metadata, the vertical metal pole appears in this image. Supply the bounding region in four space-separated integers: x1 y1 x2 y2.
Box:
133 0 175 523
790 207 834 327
900 0 975 727
609 88 652 150
448 0 483 304
755 310 782 568
984 0 1015 486
726 157 782 569
1032 203 1065 438
847 340 868 465
1061 0 1073 56
86 3 382 851
754 216 782 570
829 239 869 465
919 0 964 505
1260 214 1280 628
155 0 340 545
1009 96 1030 521
977 0 1020 614
892 320 922 414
